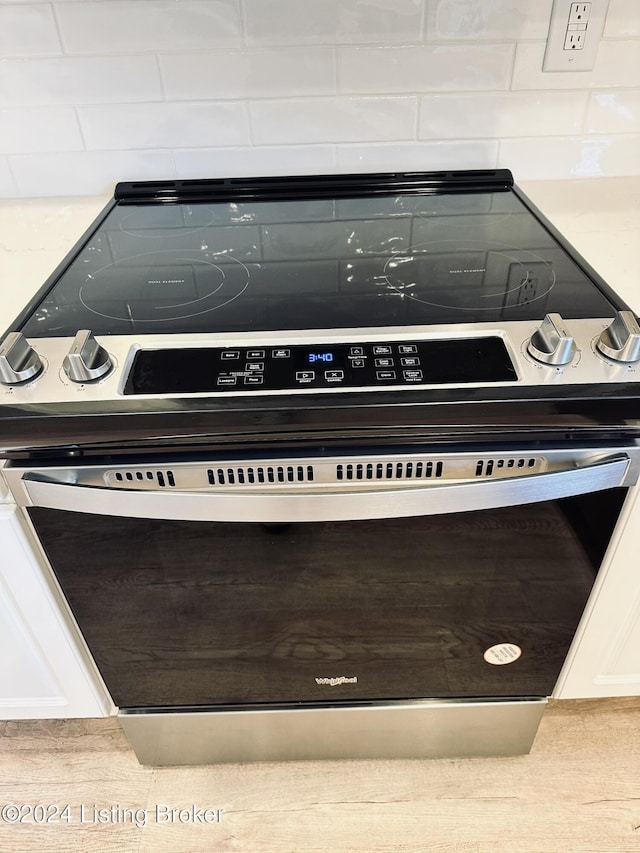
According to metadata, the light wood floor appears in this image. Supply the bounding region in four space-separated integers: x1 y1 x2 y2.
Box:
0 698 639 853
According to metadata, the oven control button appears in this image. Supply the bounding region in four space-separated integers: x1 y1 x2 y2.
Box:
63 330 112 383
296 371 315 382
527 313 576 366
0 332 43 385
403 369 423 381
324 369 344 382
596 311 640 363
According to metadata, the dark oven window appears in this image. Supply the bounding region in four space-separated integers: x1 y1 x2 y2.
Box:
27 491 625 710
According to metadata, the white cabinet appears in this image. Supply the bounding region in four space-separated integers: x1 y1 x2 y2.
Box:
0 504 112 719
556 482 640 698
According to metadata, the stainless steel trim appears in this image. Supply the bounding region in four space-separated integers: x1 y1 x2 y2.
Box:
118 698 547 764
13 453 633 522
3 319 640 407
12 450 555 495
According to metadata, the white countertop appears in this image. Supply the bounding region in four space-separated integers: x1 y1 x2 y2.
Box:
1 177 639 332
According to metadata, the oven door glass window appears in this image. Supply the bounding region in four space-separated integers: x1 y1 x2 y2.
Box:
27 491 623 709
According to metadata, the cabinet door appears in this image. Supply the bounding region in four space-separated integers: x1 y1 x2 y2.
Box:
555 483 640 698
0 505 112 719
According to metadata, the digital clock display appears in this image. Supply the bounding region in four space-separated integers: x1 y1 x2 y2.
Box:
307 352 334 363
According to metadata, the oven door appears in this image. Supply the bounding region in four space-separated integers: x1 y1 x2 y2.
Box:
6 444 639 764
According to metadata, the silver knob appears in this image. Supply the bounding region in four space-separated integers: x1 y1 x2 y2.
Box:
0 332 43 385
63 330 112 383
596 311 640 363
527 313 576 366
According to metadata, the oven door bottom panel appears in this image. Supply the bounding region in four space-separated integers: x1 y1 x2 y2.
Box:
28 501 599 707
119 699 547 765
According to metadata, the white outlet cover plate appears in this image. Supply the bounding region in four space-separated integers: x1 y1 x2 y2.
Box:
543 0 610 72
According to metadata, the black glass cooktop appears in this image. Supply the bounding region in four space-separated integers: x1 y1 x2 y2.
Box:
19 173 618 338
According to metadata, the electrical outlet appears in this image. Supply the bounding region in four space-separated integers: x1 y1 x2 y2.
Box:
568 3 591 24
564 29 586 50
543 0 609 72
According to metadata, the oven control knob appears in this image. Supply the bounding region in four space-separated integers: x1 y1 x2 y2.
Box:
527 313 576 366
596 311 640 363
63 330 112 383
0 332 43 385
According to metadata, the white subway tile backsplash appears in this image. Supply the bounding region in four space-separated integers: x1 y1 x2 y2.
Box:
587 90 640 134
9 150 175 196
419 92 587 140
160 50 335 101
499 135 640 179
0 56 163 107
336 140 499 172
604 0 640 38
339 45 514 94
174 146 336 178
0 1 640 195
243 0 423 45
78 102 250 150
56 0 242 54
426 0 553 41
575 136 640 175
0 4 61 57
0 107 83 154
513 40 640 90
250 97 418 145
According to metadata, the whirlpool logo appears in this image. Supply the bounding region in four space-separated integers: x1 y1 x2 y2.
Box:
315 676 358 686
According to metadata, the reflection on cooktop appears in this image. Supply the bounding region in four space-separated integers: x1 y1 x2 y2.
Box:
382 240 556 313
19 190 615 337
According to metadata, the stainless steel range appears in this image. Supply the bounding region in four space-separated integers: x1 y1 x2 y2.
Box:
1 170 639 765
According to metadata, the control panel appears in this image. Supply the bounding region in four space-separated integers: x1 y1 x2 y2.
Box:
2 314 640 405
123 338 517 395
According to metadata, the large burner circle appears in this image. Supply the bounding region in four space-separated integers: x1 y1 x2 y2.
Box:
382 239 556 311
78 249 251 323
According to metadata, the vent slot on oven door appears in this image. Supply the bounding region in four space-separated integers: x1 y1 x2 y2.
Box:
475 458 538 477
207 465 315 486
336 461 444 481
113 469 176 488
100 454 547 493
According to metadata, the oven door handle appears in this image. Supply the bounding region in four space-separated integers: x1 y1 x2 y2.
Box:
19 454 631 523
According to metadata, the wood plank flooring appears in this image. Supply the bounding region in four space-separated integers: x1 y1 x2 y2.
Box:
0 698 639 852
